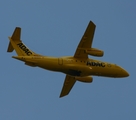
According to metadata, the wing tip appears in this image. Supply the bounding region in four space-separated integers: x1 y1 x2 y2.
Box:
89 20 96 27
59 95 63 98
59 93 68 98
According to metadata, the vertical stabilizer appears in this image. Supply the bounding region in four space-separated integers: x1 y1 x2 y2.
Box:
7 27 38 56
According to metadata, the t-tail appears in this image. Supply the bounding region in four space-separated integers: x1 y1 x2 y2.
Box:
7 27 38 56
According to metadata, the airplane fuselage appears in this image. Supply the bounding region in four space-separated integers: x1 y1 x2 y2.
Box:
13 55 129 78
8 21 129 97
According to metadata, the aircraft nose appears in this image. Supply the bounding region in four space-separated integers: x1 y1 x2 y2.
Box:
122 69 129 77
116 65 129 77
120 68 129 77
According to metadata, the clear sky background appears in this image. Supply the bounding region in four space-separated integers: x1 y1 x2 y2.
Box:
0 0 136 120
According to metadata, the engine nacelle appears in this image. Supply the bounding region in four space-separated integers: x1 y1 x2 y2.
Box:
85 48 104 57
75 76 93 83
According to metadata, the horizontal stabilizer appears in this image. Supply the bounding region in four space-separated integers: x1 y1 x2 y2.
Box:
7 41 14 52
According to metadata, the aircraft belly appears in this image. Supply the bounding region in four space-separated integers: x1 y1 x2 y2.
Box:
62 64 91 77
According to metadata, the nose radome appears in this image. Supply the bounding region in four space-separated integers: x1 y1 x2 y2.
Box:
117 65 129 77
123 69 129 77
119 67 129 77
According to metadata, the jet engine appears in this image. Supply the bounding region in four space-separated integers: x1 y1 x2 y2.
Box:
85 48 104 57
75 76 93 83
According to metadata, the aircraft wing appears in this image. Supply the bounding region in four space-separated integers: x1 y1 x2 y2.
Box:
60 75 76 97
74 21 96 58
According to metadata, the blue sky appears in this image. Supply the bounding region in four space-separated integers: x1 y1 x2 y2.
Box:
1 0 136 120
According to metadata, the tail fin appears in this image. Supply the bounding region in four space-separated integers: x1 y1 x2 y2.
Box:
7 27 37 56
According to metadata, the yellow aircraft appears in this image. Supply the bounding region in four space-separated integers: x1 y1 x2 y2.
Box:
7 21 129 97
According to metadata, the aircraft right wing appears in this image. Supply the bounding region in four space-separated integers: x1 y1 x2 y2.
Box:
74 21 96 58
60 75 76 98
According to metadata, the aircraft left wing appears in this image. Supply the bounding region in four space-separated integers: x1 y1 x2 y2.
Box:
74 21 96 58
60 75 76 97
